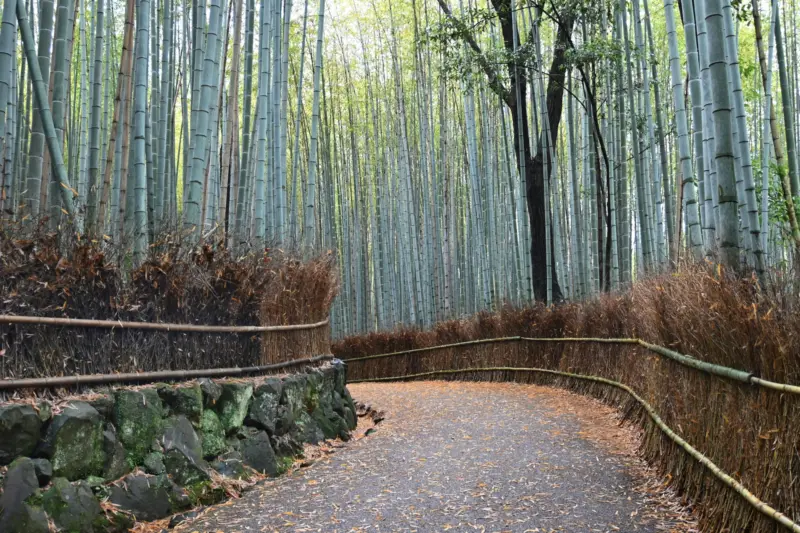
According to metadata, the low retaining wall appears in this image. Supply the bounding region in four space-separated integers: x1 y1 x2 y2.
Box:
0 361 356 532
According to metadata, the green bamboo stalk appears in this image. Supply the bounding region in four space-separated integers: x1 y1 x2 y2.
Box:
133 0 150 262
17 0 75 217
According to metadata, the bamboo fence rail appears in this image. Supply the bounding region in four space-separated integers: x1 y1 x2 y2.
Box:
0 314 330 333
0 353 334 390
344 336 800 394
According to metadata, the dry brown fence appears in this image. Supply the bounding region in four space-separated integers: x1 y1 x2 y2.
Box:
0 229 338 379
0 315 332 380
334 268 800 533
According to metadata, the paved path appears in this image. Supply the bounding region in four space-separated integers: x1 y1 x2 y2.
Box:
176 381 696 533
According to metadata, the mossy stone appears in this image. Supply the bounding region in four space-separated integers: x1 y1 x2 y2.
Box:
101 427 130 480
295 411 325 445
0 457 41 531
0 503 49 533
184 480 226 506
41 478 102 533
157 384 204 425
113 389 164 466
246 378 282 434
199 410 227 458
90 509 134 533
143 452 166 475
214 382 253 433
40 402 105 481
162 416 209 486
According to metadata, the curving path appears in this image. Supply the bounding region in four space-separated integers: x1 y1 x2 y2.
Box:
176 381 697 532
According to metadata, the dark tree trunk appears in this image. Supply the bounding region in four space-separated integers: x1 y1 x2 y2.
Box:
491 0 572 302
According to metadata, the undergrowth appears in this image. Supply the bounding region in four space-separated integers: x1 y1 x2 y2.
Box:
334 264 800 383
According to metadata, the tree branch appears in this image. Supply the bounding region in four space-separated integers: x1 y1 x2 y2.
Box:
436 0 512 106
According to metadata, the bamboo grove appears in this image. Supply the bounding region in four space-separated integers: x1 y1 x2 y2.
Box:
0 0 799 336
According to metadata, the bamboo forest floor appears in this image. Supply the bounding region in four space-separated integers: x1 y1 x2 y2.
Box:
174 382 699 532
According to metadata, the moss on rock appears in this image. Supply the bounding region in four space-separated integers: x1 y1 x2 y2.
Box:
214 383 253 433
199 410 227 458
113 389 164 466
157 384 204 425
40 402 105 481
41 478 102 533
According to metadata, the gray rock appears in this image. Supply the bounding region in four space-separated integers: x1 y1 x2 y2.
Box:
108 474 188 521
211 454 248 480
0 458 41 531
34 402 52 423
30 458 52 486
87 394 114 419
215 382 253 433
271 432 304 457
157 384 204 425
162 415 210 486
143 451 166 475
113 389 164 466
295 410 325 445
331 361 347 395
245 378 282 434
198 378 222 407
239 428 279 475
39 402 105 481
0 405 42 465
102 426 130 480
42 478 102 533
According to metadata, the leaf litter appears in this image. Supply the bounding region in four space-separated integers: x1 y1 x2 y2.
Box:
174 381 698 532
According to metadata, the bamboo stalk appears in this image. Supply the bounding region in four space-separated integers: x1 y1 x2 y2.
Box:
0 354 333 390
350 365 800 533
0 315 329 333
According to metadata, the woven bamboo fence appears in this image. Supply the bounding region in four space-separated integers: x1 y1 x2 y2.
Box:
0 314 331 379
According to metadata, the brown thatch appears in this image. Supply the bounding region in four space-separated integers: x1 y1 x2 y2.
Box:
0 224 338 379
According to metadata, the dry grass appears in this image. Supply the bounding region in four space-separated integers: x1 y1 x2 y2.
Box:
334 265 800 533
0 222 338 379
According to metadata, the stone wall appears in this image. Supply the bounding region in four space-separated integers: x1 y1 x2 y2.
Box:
0 361 356 532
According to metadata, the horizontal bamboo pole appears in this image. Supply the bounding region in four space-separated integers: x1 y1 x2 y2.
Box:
0 354 334 390
351 366 800 533
344 336 799 394
0 314 329 333
344 337 523 362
